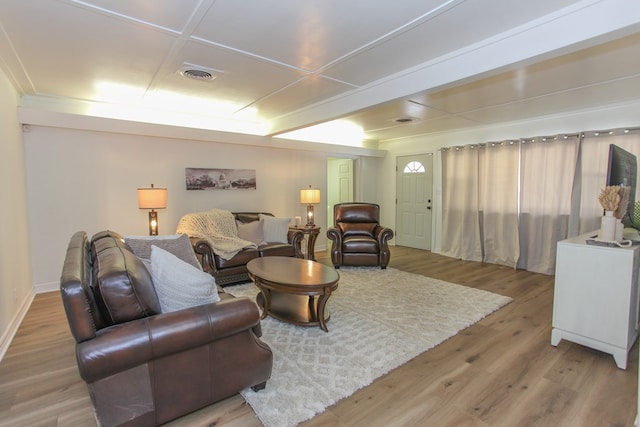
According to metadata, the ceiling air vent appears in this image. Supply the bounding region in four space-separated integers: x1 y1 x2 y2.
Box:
178 63 221 81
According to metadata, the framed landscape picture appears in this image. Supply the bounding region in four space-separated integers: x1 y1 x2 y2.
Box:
185 168 257 190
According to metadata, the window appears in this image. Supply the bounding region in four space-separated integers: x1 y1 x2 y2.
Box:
403 161 425 173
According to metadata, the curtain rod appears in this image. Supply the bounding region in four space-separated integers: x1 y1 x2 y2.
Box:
441 127 640 152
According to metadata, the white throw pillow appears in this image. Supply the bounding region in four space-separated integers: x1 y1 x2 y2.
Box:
124 234 202 270
259 214 291 243
150 245 219 313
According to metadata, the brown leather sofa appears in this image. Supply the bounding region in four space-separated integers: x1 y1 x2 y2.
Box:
327 203 394 269
192 212 304 286
60 230 272 427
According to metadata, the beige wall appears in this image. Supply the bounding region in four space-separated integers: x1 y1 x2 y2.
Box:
0 69 33 358
22 125 339 288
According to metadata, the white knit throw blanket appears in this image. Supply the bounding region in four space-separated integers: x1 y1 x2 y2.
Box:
176 208 256 260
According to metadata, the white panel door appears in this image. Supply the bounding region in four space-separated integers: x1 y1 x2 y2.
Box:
396 154 433 250
327 158 353 227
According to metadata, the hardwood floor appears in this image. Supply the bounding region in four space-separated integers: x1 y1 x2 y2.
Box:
0 246 637 426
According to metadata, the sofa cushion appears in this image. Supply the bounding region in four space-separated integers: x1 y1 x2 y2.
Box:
259 214 291 243
150 246 220 313
216 247 260 269
124 234 201 270
259 243 296 257
91 232 161 325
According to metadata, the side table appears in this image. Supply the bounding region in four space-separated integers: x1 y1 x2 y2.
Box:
289 225 320 261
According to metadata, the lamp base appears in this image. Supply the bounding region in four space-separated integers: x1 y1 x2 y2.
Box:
148 210 158 236
306 205 315 227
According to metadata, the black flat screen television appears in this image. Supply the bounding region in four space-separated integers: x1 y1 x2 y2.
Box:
606 144 637 227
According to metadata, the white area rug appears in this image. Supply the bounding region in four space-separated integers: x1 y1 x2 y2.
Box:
225 267 512 427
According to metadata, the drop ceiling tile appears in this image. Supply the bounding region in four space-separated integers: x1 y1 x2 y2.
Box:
365 114 482 141
70 0 203 32
154 40 307 111
345 100 448 130
254 75 354 119
193 0 457 72
460 75 640 124
411 33 640 114
0 0 177 99
324 0 583 86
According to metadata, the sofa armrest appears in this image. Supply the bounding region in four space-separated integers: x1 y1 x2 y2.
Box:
287 228 305 258
191 237 218 274
76 297 262 382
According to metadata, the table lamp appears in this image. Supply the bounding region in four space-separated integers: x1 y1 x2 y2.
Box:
300 185 320 227
137 184 167 235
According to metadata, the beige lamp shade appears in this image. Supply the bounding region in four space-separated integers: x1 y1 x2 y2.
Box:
138 184 168 209
300 187 321 204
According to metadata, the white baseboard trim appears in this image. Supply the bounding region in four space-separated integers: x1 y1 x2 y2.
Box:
0 289 35 363
35 281 59 294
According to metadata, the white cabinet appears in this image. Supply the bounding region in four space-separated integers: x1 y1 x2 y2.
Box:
551 232 640 369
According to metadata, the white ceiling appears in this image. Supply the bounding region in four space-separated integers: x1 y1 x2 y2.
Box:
1 0 639 146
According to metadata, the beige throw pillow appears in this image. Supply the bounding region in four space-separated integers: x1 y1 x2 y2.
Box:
237 220 265 245
124 234 201 270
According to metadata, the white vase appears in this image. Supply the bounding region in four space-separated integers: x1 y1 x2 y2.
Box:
615 218 624 242
600 210 616 241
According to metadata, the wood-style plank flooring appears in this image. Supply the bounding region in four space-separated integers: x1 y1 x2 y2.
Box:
0 246 637 426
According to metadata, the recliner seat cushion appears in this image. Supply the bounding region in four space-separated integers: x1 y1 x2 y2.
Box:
343 236 379 253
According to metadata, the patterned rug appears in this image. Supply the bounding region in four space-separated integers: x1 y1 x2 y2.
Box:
225 267 512 427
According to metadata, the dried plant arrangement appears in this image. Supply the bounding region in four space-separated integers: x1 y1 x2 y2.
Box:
598 186 621 212
615 186 630 219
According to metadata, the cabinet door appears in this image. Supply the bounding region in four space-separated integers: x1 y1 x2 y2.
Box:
553 242 634 346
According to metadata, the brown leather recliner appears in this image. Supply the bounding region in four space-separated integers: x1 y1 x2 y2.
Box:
60 230 272 427
327 203 394 269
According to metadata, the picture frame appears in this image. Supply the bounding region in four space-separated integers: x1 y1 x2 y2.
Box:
185 168 256 190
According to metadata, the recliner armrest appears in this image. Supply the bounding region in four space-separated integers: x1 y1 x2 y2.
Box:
76 297 261 382
374 225 394 243
326 227 343 244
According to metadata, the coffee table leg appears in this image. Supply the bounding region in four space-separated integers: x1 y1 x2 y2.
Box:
317 295 330 333
254 278 271 320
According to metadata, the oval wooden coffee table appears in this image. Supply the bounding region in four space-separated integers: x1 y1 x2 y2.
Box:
247 256 340 332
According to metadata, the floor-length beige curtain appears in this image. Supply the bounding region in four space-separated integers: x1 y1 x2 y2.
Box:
578 129 640 234
441 146 482 261
517 136 579 274
479 141 520 267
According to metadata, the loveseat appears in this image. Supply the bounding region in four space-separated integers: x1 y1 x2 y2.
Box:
60 230 272 427
183 211 305 286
